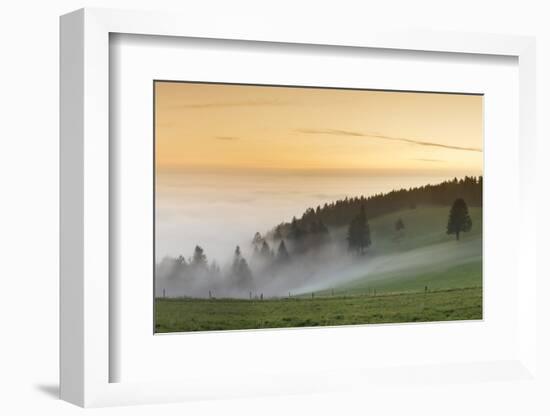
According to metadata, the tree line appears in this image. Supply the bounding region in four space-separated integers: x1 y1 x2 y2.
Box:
267 176 481 239
157 238 294 294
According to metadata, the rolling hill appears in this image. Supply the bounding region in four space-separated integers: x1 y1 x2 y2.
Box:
318 205 482 295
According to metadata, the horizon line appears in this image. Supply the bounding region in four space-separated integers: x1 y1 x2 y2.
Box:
156 165 483 177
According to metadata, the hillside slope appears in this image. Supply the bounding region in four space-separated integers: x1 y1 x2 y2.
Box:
321 205 482 295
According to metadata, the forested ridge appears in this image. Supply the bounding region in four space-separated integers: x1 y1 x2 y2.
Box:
268 175 482 239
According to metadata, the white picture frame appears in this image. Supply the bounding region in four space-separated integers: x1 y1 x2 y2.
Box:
60 7 538 408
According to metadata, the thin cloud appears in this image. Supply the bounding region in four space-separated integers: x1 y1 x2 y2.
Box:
412 158 445 163
214 136 240 141
296 128 363 137
176 100 288 109
295 128 481 153
369 132 482 152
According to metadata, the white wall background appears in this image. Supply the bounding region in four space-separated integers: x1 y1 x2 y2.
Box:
0 1 548 415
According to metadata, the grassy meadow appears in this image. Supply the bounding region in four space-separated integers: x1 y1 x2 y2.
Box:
155 288 482 332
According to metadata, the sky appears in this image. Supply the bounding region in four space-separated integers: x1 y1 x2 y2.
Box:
155 81 483 176
154 81 483 261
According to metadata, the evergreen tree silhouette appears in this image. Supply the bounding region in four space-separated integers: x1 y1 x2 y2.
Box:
251 231 263 248
395 218 405 231
446 198 472 240
231 245 253 288
276 240 290 263
260 240 273 261
347 205 371 254
191 245 207 269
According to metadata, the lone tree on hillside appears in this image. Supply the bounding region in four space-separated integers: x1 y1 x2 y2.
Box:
446 198 472 240
347 205 371 255
395 218 405 232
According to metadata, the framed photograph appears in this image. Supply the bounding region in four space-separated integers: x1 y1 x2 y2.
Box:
60 8 538 408
153 81 484 333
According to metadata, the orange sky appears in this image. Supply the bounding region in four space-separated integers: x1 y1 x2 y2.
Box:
155 82 483 176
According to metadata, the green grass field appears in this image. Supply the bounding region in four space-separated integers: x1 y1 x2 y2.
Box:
155 287 482 332
156 205 482 333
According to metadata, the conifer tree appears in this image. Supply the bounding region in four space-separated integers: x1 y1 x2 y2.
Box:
446 198 472 240
231 246 253 288
260 240 272 260
276 240 290 263
395 218 405 232
347 205 371 254
289 217 304 241
191 245 207 268
251 231 263 248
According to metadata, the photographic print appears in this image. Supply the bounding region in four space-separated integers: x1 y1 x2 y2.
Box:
154 81 483 333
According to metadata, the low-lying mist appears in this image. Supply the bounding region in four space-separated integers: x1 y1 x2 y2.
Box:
154 228 481 299
155 235 361 298
154 172 481 298
155 171 453 263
